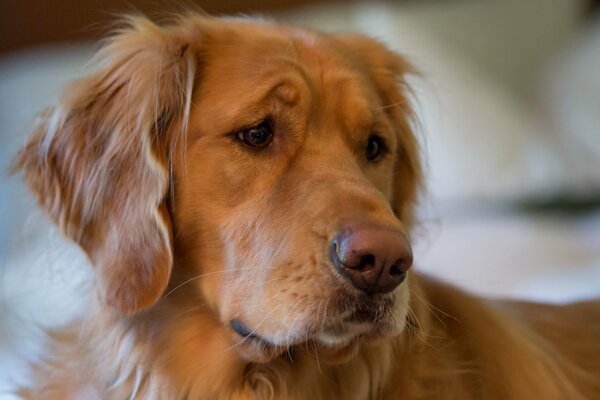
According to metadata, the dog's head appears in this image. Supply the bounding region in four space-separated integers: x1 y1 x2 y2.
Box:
14 15 421 364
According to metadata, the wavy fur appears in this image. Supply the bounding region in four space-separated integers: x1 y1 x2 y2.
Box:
13 14 600 399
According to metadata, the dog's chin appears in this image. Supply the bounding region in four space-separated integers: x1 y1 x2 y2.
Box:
230 299 407 365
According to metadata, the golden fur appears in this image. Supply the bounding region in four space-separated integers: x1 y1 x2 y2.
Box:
12 14 600 399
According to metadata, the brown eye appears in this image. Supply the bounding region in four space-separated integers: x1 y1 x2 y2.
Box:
236 120 273 148
365 134 387 162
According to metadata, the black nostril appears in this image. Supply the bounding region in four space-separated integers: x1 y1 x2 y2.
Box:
358 254 375 271
389 261 407 284
389 263 402 276
390 258 409 275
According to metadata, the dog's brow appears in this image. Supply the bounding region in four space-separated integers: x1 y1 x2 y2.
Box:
238 76 305 114
269 57 311 90
272 83 300 106
253 62 310 109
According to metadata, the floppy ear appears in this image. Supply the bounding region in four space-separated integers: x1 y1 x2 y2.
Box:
12 17 196 315
335 35 422 231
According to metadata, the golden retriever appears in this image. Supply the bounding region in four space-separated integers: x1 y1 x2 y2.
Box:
12 13 600 399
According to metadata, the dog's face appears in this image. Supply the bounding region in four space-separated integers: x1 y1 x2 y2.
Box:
14 16 420 364
174 22 420 363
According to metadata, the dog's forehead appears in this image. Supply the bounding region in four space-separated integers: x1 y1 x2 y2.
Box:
201 23 376 102
280 26 320 48
199 20 361 85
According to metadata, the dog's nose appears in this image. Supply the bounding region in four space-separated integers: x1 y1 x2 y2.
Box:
329 224 413 294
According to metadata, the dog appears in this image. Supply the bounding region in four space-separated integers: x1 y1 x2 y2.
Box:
11 13 600 399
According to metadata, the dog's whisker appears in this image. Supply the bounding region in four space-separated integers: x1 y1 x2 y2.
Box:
322 296 332 325
164 267 281 298
311 299 327 376
312 339 324 375
375 101 407 112
287 303 306 342
315 299 324 333
273 297 305 351
259 276 290 286
410 288 457 326
163 274 213 298
406 306 434 348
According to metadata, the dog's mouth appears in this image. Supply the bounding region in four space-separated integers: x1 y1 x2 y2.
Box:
229 296 402 364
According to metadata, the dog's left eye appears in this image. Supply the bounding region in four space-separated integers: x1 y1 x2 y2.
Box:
365 134 387 162
235 120 273 149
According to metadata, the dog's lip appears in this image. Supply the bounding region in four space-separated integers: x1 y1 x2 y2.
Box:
229 319 283 363
232 317 373 346
230 319 263 341
230 318 386 363
231 296 395 337
229 299 399 363
314 320 373 346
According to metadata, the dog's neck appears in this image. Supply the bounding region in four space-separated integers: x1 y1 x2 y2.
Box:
27 273 598 399
57 274 448 399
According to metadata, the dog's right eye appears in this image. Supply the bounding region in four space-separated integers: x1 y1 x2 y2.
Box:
365 134 387 162
235 119 273 149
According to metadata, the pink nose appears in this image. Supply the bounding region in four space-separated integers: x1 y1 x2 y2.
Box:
329 224 413 294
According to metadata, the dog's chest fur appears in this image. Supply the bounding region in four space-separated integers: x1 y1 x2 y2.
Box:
22 276 600 399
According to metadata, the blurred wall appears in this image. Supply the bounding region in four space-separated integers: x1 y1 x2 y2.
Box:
0 0 340 55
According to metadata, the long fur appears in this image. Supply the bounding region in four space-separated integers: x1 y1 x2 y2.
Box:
12 14 600 400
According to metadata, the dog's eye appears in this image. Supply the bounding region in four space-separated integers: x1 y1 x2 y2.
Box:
365 134 387 162
236 120 273 149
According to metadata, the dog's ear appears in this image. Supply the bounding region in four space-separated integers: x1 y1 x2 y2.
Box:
334 35 422 230
12 17 197 315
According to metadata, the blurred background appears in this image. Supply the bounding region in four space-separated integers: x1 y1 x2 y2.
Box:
1 0 599 395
